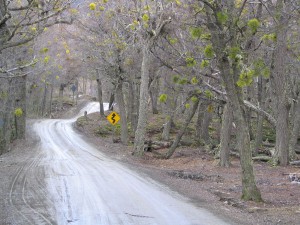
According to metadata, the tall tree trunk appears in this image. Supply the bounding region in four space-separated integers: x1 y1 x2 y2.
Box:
49 83 53 118
254 77 267 155
222 58 261 201
96 78 105 117
289 93 300 159
41 82 47 117
83 77 87 94
271 0 290 166
108 92 115 111
14 76 26 139
219 103 233 167
165 98 199 159
127 80 135 132
161 75 176 141
149 78 159 114
0 0 9 47
115 82 129 145
162 118 172 141
0 78 12 154
133 43 151 156
75 79 79 105
201 107 212 145
59 83 64 110
195 102 204 140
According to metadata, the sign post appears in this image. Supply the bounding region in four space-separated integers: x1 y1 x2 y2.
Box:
106 111 121 142
106 111 120 125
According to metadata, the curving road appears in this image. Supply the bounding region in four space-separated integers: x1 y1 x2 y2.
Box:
7 102 232 225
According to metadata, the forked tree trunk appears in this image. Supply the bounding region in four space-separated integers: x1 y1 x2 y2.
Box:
204 1 262 202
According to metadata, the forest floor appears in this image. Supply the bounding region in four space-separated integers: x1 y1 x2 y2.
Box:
73 101 300 225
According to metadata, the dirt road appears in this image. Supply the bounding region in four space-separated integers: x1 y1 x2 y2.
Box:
1 103 233 225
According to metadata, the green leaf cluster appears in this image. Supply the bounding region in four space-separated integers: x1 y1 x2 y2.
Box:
247 19 260 33
14 108 23 117
89 3 96 10
253 58 270 78
159 94 168 103
204 90 213 99
204 45 214 58
186 57 197 67
40 47 49 54
189 27 202 39
216 11 228 25
172 75 180 83
168 36 178 45
44 56 50 64
191 77 198 84
228 46 241 60
200 33 211 40
191 96 198 102
236 69 255 87
142 14 149 22
179 78 188 85
0 91 8 99
200 60 209 68
261 33 277 42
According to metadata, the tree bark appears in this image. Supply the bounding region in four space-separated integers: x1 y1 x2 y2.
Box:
289 93 300 159
59 83 64 110
41 82 47 117
161 74 177 141
108 92 114 111
271 0 290 166
195 102 204 140
201 107 212 145
115 81 129 145
133 43 151 156
96 78 105 117
14 76 26 139
149 77 159 114
254 77 267 155
204 1 262 200
165 98 199 159
219 103 233 167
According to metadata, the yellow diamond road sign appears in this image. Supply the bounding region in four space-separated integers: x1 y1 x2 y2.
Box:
107 111 120 125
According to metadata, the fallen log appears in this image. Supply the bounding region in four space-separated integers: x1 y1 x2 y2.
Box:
252 155 272 162
290 161 300 166
144 140 172 152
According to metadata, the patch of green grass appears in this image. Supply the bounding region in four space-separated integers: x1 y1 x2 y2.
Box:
94 123 121 137
76 116 89 127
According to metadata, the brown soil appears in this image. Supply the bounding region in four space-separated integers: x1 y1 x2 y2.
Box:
76 110 300 225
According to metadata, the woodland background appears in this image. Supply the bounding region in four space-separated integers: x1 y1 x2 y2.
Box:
0 0 299 203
